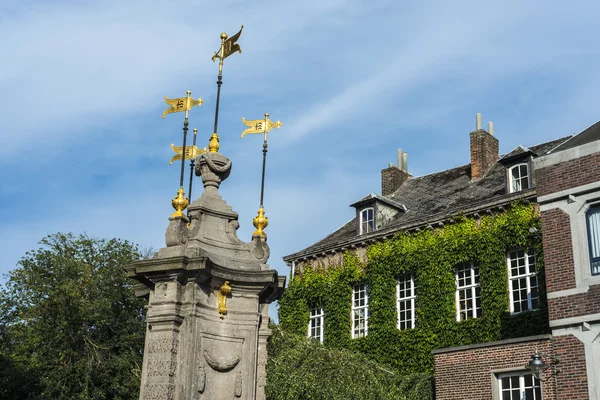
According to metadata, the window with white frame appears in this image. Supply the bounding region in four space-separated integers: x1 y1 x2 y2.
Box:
397 272 415 330
308 306 324 343
508 248 538 313
509 163 530 193
498 371 542 400
587 205 600 276
455 262 482 321
352 284 369 338
360 208 375 234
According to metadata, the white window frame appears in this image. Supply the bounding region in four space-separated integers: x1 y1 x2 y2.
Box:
308 306 324 343
497 371 542 400
509 163 530 193
351 284 369 338
455 262 482 321
396 272 415 330
586 205 600 276
507 248 539 314
359 207 375 234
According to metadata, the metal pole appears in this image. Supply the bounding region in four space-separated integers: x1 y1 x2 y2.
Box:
187 128 198 216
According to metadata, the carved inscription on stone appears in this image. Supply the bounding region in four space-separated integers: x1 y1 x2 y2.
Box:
142 383 175 400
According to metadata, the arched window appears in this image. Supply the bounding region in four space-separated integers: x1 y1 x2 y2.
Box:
509 163 530 193
360 208 375 234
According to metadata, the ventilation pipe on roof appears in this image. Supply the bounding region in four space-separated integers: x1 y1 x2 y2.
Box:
397 149 408 173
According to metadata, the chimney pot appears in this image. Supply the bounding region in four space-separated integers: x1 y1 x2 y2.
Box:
476 113 482 130
397 149 403 169
488 121 494 136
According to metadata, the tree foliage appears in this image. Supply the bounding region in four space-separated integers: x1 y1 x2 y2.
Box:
0 233 147 399
266 325 432 400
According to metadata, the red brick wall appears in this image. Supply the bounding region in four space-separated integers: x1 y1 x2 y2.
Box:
540 208 576 292
536 152 600 197
381 166 409 196
553 335 589 399
548 284 600 321
434 339 555 400
470 130 499 180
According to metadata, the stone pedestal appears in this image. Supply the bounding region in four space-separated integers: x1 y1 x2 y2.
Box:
126 151 285 400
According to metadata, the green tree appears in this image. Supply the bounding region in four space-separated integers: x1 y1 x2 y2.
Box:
0 233 147 399
266 325 433 400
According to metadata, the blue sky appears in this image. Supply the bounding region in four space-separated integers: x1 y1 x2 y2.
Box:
1 0 599 321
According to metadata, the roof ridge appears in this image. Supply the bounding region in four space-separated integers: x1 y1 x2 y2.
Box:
528 135 573 154
404 163 470 181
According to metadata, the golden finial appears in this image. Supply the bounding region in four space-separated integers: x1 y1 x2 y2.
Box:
218 281 232 318
209 133 220 153
252 207 269 237
171 187 189 220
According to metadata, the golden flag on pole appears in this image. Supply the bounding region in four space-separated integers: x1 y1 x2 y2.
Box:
162 96 204 119
169 144 207 165
241 116 283 138
212 25 244 61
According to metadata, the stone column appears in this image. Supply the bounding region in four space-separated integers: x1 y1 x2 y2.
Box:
126 151 285 400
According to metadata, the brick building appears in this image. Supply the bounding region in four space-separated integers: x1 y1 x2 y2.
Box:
280 116 600 399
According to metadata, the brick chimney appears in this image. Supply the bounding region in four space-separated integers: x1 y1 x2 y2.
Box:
382 149 410 195
470 113 498 180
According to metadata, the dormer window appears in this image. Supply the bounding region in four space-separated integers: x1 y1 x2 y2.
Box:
509 163 530 193
360 208 374 234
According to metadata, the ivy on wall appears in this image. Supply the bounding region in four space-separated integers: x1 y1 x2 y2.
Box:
278 203 549 376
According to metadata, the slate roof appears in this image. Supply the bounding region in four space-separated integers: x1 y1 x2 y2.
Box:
350 192 407 211
283 136 572 262
552 121 600 152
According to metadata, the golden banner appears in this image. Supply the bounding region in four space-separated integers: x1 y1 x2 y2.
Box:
240 117 284 138
169 144 207 165
162 96 203 119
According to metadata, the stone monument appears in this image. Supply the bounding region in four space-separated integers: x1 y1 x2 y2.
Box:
125 137 285 399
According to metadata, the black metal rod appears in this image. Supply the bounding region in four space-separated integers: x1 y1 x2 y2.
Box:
187 130 197 212
179 119 189 188
259 140 268 207
213 73 223 135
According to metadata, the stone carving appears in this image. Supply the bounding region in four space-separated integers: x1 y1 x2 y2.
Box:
251 237 270 263
234 371 242 398
147 337 179 354
165 218 188 247
196 152 232 189
197 365 206 394
147 360 177 377
203 348 240 372
142 383 175 400
226 220 242 244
